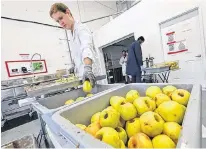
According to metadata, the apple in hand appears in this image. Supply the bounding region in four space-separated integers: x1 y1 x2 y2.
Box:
126 118 141 138
146 86 162 99
99 109 120 128
125 90 140 103
171 89 190 106
128 133 153 148
115 127 128 144
154 93 171 107
133 97 156 115
119 102 137 121
85 122 101 137
140 111 164 137
95 127 121 148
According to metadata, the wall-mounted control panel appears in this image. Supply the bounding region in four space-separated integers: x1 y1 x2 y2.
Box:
5 60 48 77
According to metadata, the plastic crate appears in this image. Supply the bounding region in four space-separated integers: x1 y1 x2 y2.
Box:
32 84 123 114
51 83 202 148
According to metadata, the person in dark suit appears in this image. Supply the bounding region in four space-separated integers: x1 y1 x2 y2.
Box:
126 36 145 83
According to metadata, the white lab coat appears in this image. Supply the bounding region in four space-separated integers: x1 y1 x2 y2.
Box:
69 21 100 78
119 56 127 76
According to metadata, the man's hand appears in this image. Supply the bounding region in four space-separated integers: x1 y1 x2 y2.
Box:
83 64 96 88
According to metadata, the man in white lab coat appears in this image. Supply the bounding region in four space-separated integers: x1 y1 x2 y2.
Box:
50 3 98 87
119 50 128 83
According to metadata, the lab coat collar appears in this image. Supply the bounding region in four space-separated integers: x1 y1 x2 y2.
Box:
71 20 80 40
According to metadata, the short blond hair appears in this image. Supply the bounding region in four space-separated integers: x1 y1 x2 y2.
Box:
50 3 70 17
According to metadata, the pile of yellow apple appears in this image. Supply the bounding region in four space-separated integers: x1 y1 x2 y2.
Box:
75 85 191 148
65 81 93 105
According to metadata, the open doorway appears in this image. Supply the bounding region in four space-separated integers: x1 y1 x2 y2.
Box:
102 35 135 84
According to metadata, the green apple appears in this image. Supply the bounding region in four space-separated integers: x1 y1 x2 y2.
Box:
75 124 87 130
126 118 141 138
171 89 190 106
99 109 120 128
163 85 177 97
110 96 125 111
91 112 101 123
163 122 182 144
75 97 84 102
157 101 186 124
140 111 164 137
115 127 128 144
95 127 121 148
85 122 101 137
146 86 162 99
152 134 176 148
128 133 153 148
125 90 140 103
154 93 171 107
119 102 137 121
133 97 156 115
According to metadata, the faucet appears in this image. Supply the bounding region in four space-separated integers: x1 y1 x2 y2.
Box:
30 53 41 83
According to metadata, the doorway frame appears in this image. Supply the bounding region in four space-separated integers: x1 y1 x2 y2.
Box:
98 33 135 84
158 7 206 86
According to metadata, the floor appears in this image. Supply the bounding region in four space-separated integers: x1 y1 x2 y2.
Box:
1 90 206 147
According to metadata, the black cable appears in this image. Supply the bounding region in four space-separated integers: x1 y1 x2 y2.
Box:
1 16 62 28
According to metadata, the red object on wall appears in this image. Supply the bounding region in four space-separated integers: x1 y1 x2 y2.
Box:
5 60 48 77
167 49 188 55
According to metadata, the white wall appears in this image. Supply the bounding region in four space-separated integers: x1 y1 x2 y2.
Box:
1 1 117 80
95 0 206 82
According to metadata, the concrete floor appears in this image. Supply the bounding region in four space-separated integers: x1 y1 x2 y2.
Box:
1 90 206 147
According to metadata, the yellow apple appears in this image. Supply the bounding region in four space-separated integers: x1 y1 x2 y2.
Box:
157 101 186 124
171 89 190 106
140 111 164 137
163 122 182 144
133 97 156 115
163 85 177 97
99 109 120 128
103 106 115 112
118 117 126 128
85 122 101 137
154 93 171 107
152 134 176 148
95 127 121 148
128 133 153 148
115 127 128 144
126 118 141 138
83 80 92 93
91 112 101 123
146 86 162 99
64 99 74 105
75 97 84 102
119 102 137 121
110 96 125 111
125 90 140 103
86 93 94 97
75 124 86 130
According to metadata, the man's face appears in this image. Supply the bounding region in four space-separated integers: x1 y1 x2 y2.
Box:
122 51 126 56
52 10 74 30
